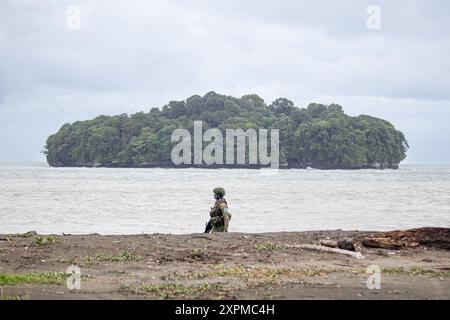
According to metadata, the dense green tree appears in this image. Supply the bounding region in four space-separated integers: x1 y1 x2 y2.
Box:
125 128 160 164
45 92 408 169
269 98 295 116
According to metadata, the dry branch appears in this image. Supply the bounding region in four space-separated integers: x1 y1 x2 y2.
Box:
285 244 365 259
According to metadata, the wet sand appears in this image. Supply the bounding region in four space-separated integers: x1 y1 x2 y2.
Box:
0 231 449 300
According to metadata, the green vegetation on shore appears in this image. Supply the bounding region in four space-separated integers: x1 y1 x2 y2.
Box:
56 250 142 266
45 92 408 169
0 272 67 285
35 235 56 246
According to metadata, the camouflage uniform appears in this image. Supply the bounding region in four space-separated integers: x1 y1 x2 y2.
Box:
209 198 231 232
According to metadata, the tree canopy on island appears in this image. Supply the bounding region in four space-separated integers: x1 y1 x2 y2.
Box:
44 92 408 169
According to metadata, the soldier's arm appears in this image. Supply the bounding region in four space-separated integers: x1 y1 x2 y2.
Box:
210 205 217 217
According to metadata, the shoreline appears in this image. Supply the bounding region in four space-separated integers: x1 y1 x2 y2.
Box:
45 163 400 170
0 230 449 300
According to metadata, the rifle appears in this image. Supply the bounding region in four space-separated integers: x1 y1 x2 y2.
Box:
204 214 225 233
204 219 213 233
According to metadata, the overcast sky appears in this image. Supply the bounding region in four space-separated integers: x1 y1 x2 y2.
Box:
1 0 449 164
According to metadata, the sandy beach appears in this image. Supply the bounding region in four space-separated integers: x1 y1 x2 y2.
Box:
0 230 449 300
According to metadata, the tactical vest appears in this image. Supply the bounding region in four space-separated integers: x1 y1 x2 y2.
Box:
210 198 227 217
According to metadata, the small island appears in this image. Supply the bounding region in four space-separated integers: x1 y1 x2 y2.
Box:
45 92 408 169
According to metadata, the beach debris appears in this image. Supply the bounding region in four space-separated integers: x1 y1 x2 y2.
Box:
360 227 450 250
285 244 365 259
319 240 338 248
362 238 404 250
337 239 356 251
319 238 356 251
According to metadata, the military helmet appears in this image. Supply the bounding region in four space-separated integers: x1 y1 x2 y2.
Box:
213 187 226 196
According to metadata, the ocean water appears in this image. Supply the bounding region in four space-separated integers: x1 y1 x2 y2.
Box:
0 163 449 234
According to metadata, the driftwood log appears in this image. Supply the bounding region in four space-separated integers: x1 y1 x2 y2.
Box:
319 239 356 251
360 227 450 250
319 240 338 248
285 244 365 259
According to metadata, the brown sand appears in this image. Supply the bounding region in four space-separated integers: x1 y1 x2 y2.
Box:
0 231 449 300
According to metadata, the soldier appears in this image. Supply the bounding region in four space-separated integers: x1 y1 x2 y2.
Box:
204 187 231 233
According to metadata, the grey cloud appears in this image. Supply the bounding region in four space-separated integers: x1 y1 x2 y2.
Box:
0 0 449 162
